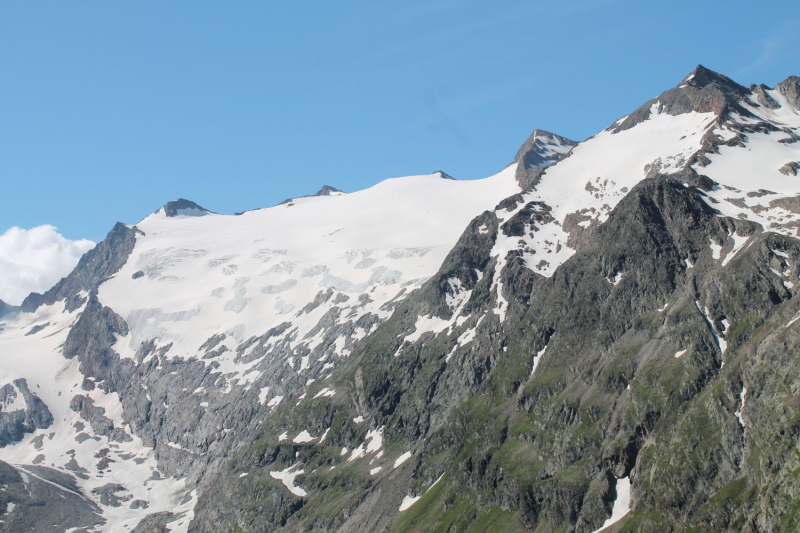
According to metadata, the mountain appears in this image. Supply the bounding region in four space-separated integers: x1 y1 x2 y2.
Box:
512 129 578 190
280 185 347 206
1 65 799 532
0 299 18 319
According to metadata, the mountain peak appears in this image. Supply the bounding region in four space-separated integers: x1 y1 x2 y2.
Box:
314 185 344 196
157 199 212 218
683 64 749 95
610 65 754 133
434 170 455 180
513 129 577 191
776 75 800 109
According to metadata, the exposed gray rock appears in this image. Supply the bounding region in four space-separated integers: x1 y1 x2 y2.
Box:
779 161 800 176
512 129 577 191
611 65 754 134
20 222 142 313
0 298 18 318
158 199 213 217
280 185 345 205
314 185 344 196
0 379 53 446
91 483 132 506
0 461 104 531
776 75 800 109
131 511 178 532
70 395 132 443
750 83 781 109
23 322 49 336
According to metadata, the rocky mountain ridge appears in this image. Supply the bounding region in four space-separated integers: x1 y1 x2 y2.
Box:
1 65 799 532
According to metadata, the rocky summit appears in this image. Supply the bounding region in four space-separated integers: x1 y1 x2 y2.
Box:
2 65 800 532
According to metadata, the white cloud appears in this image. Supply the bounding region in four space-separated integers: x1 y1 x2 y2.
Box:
0 225 95 305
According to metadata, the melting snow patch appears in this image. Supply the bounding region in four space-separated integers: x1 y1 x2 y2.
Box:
370 467 382 476
278 432 288 442
710 239 722 260
531 344 547 377
785 281 795 289
239 472 248 478
399 472 445 512
258 387 270 405
609 272 623 285
697 302 727 361
353 416 364 424
674 349 688 358
735 386 747 428
399 495 420 512
319 428 330 442
589 477 631 533
267 395 283 408
478 223 489 234
771 247 789 259
394 451 413 469
313 388 336 399
365 427 383 454
269 463 307 497
685 257 693 269
657 303 669 312
347 427 384 462
293 430 315 444
721 233 750 267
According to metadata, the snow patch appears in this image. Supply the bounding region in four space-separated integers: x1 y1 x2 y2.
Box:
735 386 747 428
293 430 315 444
589 477 631 533
394 451 413 469
269 463 307 497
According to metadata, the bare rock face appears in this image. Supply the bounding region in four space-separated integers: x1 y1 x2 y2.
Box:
0 460 104 531
19 222 142 313
314 185 344 196
0 379 53 446
611 65 754 133
779 161 800 176
159 198 212 217
512 129 577 191
776 75 800 109
0 299 18 318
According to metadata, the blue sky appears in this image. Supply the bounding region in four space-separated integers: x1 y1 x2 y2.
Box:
1 0 799 243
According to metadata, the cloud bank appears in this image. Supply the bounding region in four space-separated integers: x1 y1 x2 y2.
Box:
0 225 95 306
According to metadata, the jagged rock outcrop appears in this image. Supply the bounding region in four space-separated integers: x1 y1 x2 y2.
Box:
159 198 213 217
0 298 18 318
0 460 105 531
0 379 53 446
19 222 142 313
513 129 577 191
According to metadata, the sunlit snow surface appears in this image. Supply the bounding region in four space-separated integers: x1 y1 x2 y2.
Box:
99 171 520 372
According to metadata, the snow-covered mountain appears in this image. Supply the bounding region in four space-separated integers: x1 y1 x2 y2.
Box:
1 65 799 532
0 168 527 531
